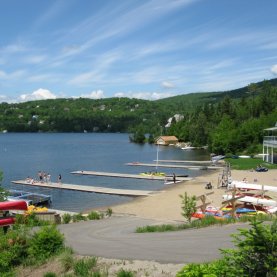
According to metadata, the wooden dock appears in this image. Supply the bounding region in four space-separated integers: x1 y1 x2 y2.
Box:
154 159 216 164
71 170 192 181
11 180 155 197
126 162 223 170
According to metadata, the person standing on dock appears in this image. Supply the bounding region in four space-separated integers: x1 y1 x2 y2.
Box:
58 174 62 184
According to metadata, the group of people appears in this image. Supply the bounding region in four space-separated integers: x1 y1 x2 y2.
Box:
25 172 62 184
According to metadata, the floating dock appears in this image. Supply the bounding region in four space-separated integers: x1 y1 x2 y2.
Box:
154 159 218 164
11 180 155 197
71 170 192 181
126 162 223 170
8 189 52 206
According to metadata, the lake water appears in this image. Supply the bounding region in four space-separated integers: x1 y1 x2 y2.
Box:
0 133 210 212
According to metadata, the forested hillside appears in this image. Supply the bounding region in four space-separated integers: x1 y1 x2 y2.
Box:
0 78 276 154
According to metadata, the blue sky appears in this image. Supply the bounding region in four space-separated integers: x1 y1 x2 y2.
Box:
0 0 277 103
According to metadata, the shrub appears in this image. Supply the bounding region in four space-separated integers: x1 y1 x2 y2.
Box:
43 273 57 277
0 226 29 273
27 225 64 262
62 213 72 224
14 213 49 227
72 213 87 222
116 268 134 277
180 192 197 223
87 211 101 220
60 247 74 272
73 257 98 276
106 208 113 217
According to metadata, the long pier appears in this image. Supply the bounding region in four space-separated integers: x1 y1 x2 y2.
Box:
11 180 155 197
71 170 192 181
126 162 223 170
154 159 217 164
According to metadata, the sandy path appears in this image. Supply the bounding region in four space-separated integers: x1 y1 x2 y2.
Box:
109 169 277 222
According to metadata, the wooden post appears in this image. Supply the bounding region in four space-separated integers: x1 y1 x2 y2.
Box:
196 191 214 213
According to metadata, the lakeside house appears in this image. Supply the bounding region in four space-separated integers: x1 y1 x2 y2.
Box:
263 123 277 164
155 136 178 146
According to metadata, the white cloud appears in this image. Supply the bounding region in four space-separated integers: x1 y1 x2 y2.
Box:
80 90 105 99
271 64 277 75
0 70 8 79
114 91 175 100
161 81 175 89
23 55 46 64
19 88 57 102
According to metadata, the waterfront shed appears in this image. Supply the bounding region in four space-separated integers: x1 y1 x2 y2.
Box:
155 136 178 146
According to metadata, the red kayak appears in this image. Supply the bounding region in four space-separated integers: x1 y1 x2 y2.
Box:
0 217 15 226
0 200 28 211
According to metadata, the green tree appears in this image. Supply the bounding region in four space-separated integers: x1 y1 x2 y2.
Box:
177 218 277 277
180 192 197 223
222 218 277 277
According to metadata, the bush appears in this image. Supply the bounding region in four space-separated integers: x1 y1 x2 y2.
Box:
43 273 57 277
72 213 87 222
14 213 49 227
87 211 101 220
106 208 113 217
116 268 134 277
62 213 72 224
60 247 74 272
0 226 29 273
27 225 64 262
73 257 98 276
177 218 277 277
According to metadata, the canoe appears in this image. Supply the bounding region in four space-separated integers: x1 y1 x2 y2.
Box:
0 200 28 211
192 212 226 220
0 217 15 226
222 194 277 207
230 181 277 193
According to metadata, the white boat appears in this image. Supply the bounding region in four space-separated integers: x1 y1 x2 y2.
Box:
222 194 277 207
229 181 277 193
181 146 195 150
238 155 251 158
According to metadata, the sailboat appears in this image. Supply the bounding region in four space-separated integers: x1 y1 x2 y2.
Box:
140 144 166 177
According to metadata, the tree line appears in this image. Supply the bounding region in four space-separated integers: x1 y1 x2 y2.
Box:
0 79 276 155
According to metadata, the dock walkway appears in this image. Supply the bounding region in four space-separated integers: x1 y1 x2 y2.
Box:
11 180 155 197
126 162 223 170
71 170 192 181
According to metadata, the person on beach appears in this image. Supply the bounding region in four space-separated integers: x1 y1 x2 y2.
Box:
173 173 176 183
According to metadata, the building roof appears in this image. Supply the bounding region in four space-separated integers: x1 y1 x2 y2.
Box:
264 127 277 131
157 136 178 141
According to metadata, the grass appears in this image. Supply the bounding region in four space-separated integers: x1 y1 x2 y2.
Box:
136 214 275 233
226 157 277 170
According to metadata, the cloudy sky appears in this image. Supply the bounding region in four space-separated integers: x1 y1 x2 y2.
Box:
0 0 277 102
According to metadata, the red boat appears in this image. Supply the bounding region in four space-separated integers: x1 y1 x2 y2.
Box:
0 217 15 226
0 200 28 211
0 200 28 227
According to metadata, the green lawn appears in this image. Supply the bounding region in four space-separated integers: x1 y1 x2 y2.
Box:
226 157 277 170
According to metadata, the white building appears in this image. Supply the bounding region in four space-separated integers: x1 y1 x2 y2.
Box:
263 123 277 164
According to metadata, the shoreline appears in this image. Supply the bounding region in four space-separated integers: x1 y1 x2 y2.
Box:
89 169 277 222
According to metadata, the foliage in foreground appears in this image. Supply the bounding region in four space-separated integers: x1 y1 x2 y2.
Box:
177 217 277 277
0 225 65 275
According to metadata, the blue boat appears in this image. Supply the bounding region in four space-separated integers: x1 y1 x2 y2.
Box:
7 189 52 206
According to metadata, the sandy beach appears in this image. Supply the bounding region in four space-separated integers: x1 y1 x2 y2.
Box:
110 169 277 222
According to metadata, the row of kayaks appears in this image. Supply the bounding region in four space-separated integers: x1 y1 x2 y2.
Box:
0 200 28 227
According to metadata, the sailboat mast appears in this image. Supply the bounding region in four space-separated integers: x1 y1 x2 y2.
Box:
156 144 159 171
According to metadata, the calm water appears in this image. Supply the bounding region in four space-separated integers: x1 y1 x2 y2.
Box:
0 133 210 212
